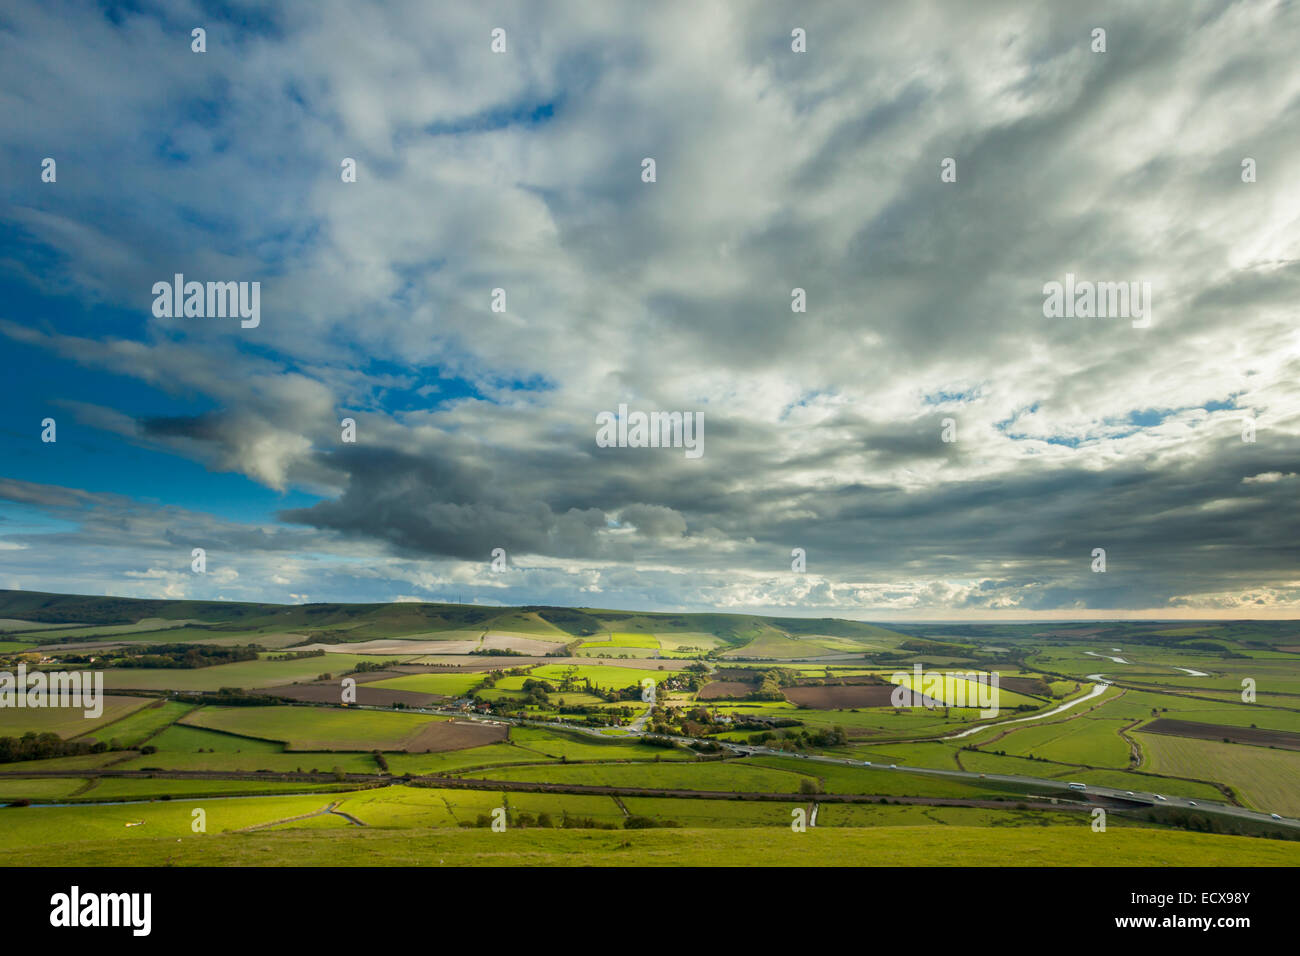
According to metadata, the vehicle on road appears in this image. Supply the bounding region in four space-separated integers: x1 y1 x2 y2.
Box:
1155 794 1167 800
889 764 897 769
1189 801 1198 807
1271 813 1282 820
1067 782 1087 791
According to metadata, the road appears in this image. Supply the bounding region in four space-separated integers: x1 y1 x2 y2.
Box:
707 742 1300 831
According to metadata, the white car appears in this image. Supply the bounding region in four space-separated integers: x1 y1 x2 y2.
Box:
1188 801 1198 807
1155 794 1167 801
889 764 897 769
862 761 871 766
1271 813 1282 820
1125 791 1134 796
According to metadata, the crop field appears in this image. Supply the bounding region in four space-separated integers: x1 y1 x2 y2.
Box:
0 694 150 739
0 793 356 850
462 759 815 792
890 671 1043 710
364 672 486 697
721 631 863 659
1136 733 1300 817
148 724 285 753
507 727 697 761
0 777 92 801
71 779 354 801
619 796 797 826
99 654 402 691
578 632 660 651
77 700 195 747
114 751 382 773
985 715 1134 768
179 707 505 752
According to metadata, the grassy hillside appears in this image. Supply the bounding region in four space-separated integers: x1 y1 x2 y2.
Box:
0 590 910 650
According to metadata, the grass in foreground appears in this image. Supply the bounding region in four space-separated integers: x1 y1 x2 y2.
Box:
1 823 1295 867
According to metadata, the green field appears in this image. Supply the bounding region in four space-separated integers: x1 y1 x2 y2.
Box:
1136 733 1300 817
78 700 195 747
100 654 402 691
986 715 1133 768
506 727 696 762
463 759 813 792
0 694 150 739
0 820 1294 867
179 706 456 752
579 632 660 650
365 672 485 696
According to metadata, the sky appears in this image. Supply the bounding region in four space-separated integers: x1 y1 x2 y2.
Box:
0 0 1297 620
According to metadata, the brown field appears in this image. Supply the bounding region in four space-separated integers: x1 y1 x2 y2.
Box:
406 718 507 752
399 657 556 670
698 681 755 700
1142 718 1300 751
298 639 481 655
793 675 881 686
481 632 569 655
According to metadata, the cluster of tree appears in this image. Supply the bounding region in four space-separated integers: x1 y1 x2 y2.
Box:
292 633 348 645
265 649 325 661
747 725 847 750
733 717 801 732
470 647 525 657
0 732 104 764
353 661 387 673
899 638 970 654
623 815 681 829
1149 809 1298 842
754 668 799 700
1176 641 1249 659
107 644 260 669
478 667 532 691
520 678 556 705
173 688 271 706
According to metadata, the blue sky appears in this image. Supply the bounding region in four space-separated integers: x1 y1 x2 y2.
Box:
0 0 1297 619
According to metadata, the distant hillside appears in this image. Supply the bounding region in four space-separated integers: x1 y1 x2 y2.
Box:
0 589 908 651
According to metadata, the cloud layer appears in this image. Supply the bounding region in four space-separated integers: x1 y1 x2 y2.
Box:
1 0 1298 618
